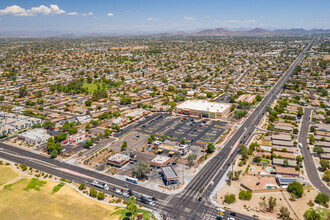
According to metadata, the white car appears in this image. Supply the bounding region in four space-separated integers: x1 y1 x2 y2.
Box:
217 207 225 213
122 193 129 198
115 189 122 195
227 218 235 220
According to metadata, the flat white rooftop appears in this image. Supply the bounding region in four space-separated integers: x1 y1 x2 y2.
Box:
176 100 230 113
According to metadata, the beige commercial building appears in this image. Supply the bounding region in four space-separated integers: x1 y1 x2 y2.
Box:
175 100 231 119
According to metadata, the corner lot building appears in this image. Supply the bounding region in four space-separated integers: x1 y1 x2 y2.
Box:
175 100 231 119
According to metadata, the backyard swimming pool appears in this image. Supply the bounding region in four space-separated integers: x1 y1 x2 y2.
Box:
266 167 273 172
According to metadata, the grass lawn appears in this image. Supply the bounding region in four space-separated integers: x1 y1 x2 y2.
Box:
82 82 100 93
0 165 19 186
260 159 270 164
0 176 120 220
52 182 65 193
110 206 154 220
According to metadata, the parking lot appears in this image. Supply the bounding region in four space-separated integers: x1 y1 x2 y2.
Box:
214 93 232 103
134 114 227 147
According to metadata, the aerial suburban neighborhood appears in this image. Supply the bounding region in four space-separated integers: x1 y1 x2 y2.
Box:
0 1 329 220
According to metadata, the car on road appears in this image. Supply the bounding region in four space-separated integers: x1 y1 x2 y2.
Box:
230 212 236 216
115 189 122 195
123 184 128 188
198 197 203 201
128 189 134 196
135 192 141 196
299 143 303 148
227 218 235 220
216 207 225 213
122 192 129 198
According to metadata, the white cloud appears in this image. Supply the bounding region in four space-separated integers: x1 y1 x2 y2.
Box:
184 16 196 21
146 17 159 21
68 12 78 16
82 12 93 16
49 4 65 15
0 4 65 16
107 13 114 16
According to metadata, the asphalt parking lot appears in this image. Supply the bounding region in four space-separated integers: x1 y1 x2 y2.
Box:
134 114 227 146
214 93 232 103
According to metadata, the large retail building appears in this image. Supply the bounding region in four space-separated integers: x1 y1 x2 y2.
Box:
175 100 231 119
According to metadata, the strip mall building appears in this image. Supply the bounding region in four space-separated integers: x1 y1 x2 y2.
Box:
175 100 231 119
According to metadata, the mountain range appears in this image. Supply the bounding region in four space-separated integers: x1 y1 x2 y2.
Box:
153 28 330 37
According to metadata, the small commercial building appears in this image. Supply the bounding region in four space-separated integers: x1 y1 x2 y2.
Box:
150 155 172 167
160 166 179 185
107 153 130 167
175 100 231 119
18 128 50 146
65 130 87 144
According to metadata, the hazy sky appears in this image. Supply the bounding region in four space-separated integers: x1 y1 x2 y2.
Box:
0 0 329 33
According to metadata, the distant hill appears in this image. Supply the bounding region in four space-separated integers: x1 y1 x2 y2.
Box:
152 28 330 37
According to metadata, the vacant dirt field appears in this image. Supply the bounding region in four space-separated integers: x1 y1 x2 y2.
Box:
0 165 120 220
0 165 20 186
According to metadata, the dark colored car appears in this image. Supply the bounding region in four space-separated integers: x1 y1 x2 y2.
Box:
198 197 202 201
230 212 236 216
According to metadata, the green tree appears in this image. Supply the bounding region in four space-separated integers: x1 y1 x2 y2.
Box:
50 149 58 158
187 153 197 164
323 170 330 182
303 209 321 220
279 206 290 219
104 129 112 137
268 196 276 212
206 142 215 153
180 139 186 145
132 161 150 179
43 121 55 129
320 159 330 171
120 96 132 105
224 194 236 204
85 99 93 106
313 146 324 154
85 123 91 130
296 155 304 163
78 183 86 190
89 187 97 198
314 192 329 207
121 141 128 151
227 170 233 180
97 133 104 140
239 190 252 201
126 196 138 217
287 181 304 198
97 191 105 200
18 85 28 98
